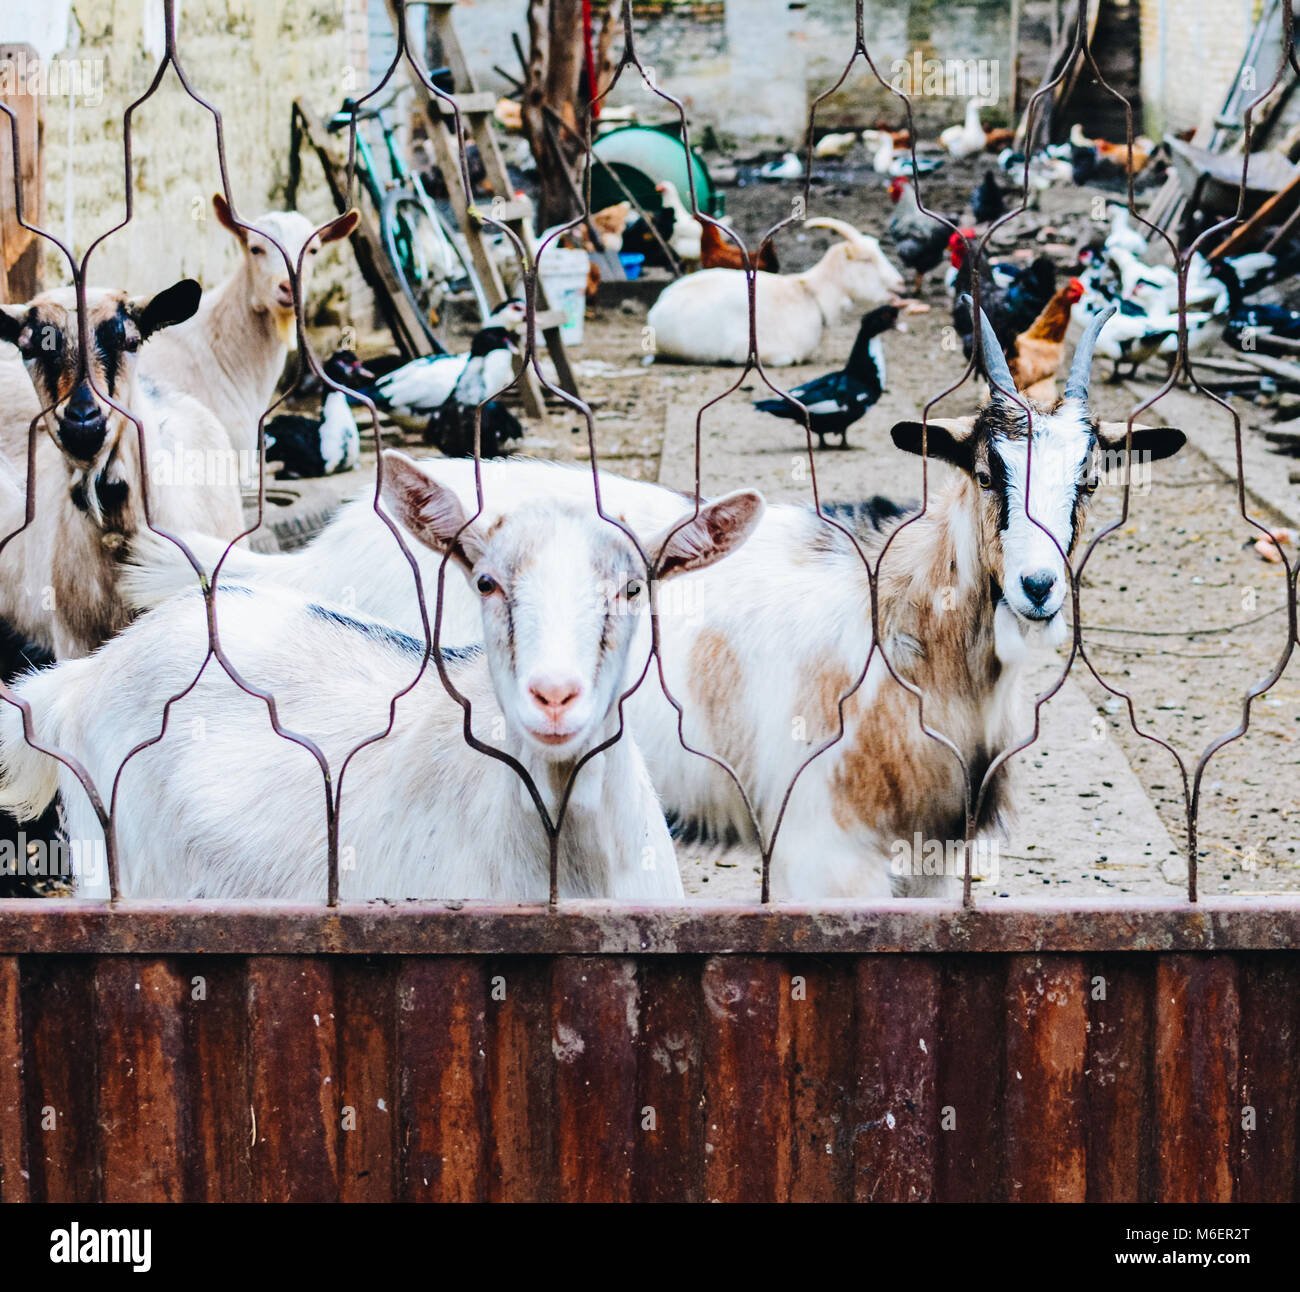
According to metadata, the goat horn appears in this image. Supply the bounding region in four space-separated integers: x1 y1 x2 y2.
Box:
1064 302 1117 404
804 217 868 247
959 293 1016 397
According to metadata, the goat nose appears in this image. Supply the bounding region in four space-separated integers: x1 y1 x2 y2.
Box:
528 676 584 717
57 385 108 459
63 384 100 424
1020 568 1057 607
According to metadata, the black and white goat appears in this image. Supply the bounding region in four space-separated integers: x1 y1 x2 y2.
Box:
1 452 763 900
0 283 246 658
123 306 1184 898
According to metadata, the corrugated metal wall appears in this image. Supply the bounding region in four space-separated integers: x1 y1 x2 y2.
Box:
1 903 1296 1202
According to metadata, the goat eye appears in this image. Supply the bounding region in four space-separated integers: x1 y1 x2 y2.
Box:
623 578 643 600
1084 474 1101 493
475 573 499 596
123 335 141 353
250 245 265 256
975 468 993 489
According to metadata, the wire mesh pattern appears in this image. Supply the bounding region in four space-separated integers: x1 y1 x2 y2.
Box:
0 0 1296 909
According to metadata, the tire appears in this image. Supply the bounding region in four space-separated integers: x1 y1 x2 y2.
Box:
380 189 488 351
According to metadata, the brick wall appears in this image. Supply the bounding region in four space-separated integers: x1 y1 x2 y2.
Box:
28 0 363 297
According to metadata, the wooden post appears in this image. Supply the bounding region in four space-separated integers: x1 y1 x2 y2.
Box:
1009 0 1022 124
0 44 45 303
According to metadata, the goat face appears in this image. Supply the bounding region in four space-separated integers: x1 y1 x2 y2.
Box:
892 400 1186 642
833 236 905 309
0 281 201 467
213 195 358 331
380 451 764 754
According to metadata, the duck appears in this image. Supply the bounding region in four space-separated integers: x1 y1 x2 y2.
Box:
758 152 805 181
939 99 987 158
813 131 858 158
425 326 526 458
752 305 900 449
654 181 702 264
264 390 360 479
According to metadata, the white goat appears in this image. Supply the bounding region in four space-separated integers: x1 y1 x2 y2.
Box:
140 195 358 455
0 283 246 658
645 219 904 365
1 451 763 900
124 308 1184 900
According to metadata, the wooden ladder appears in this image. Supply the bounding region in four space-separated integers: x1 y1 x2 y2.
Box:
384 0 579 419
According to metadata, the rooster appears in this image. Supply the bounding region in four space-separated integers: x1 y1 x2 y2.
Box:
888 177 952 294
949 229 1057 358
699 221 780 273
1008 277 1086 401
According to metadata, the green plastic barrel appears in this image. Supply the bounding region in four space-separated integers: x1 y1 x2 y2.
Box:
590 125 723 217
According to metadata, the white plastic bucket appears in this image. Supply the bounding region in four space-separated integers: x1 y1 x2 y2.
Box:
539 248 589 344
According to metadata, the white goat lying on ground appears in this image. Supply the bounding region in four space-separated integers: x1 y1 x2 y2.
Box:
1 451 763 900
140 195 358 455
124 305 1184 898
0 283 246 658
645 218 904 365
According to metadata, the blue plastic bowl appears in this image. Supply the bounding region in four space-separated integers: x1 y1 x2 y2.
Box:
619 252 645 281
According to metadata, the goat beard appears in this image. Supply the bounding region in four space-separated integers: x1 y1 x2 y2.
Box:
993 597 1069 664
274 306 297 349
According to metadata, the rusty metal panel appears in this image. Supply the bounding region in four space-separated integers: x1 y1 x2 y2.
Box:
1155 955 1240 1202
633 958 704 1203
94 957 187 1202
853 957 940 1202
1004 955 1089 1201
700 956 792 1202
0 956 27 1202
1083 957 1155 1203
484 957 554 1202
552 958 640 1202
934 957 1006 1202
396 958 488 1202
1236 955 1300 1203
334 957 398 1203
247 958 339 1202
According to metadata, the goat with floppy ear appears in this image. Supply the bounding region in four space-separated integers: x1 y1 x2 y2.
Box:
0 282 244 657
138 195 359 455
890 298 1184 644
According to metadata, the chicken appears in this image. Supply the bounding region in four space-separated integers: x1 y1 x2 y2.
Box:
752 305 899 449
699 221 780 273
949 230 1057 358
970 170 1008 225
888 177 951 294
1008 277 1086 401
589 202 631 253
982 127 1015 153
1068 123 1152 179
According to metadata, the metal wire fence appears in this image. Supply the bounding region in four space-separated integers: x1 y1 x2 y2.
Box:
0 0 1296 909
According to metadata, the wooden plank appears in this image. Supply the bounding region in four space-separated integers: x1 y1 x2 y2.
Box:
1211 169 1300 259
21 957 100 1202
433 92 500 116
334 957 398 1202
0 956 28 1201
94 957 187 1202
396 957 488 1201
633 957 703 1202
788 957 855 1201
853 957 940 1202
1236 954 1300 1202
0 44 45 302
1154 955 1240 1202
551 957 641 1202
700 955 790 1202
247 957 339 1202
1084 956 1154 1202
1003 954 1089 1201
177 957 250 1202
935 956 1006 1201
485 956 554 1201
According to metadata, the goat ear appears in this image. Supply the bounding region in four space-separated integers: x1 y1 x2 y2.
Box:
0 305 26 346
133 279 203 339
212 193 247 243
317 209 360 245
654 489 765 581
380 450 484 571
1096 422 1186 462
890 418 977 469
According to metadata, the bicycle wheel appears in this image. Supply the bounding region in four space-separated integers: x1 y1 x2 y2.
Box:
380 189 488 350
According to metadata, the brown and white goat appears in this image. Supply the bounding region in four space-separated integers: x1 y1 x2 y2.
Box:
0 282 245 658
122 307 1185 898
139 195 358 455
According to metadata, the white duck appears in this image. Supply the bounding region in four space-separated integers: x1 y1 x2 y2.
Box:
939 99 987 159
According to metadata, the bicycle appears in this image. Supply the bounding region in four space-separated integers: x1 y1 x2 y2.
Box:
328 86 490 352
